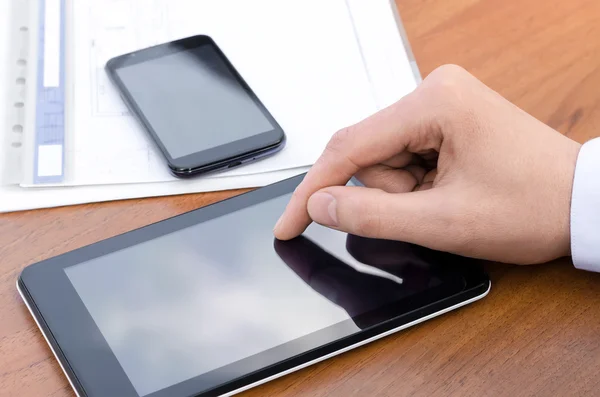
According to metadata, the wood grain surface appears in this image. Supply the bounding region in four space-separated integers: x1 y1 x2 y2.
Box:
2 0 600 396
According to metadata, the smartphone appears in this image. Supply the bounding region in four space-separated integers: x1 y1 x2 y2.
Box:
106 35 286 177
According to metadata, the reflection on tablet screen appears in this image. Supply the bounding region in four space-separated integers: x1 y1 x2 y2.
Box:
64 193 465 396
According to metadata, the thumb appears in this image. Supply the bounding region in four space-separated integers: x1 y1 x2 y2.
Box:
306 185 448 249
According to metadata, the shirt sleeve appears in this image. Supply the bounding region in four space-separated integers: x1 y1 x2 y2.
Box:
571 137 600 272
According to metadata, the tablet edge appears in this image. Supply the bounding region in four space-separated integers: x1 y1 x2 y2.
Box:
17 279 491 397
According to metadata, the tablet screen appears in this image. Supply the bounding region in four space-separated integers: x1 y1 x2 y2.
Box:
64 192 465 396
114 44 273 159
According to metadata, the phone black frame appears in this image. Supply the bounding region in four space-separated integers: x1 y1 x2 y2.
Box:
105 35 286 177
19 173 490 397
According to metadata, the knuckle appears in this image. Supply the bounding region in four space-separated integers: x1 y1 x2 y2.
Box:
352 213 382 237
326 126 354 154
323 125 363 171
348 197 383 237
427 64 470 84
423 64 468 101
420 64 480 134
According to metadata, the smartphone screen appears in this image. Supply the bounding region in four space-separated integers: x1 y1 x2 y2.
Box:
107 36 285 175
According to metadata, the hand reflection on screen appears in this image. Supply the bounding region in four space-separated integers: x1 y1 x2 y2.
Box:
273 234 438 329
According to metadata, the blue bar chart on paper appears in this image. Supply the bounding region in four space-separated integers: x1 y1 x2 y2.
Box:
34 0 65 184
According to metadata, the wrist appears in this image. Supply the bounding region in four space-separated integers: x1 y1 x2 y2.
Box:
540 137 581 262
563 141 583 258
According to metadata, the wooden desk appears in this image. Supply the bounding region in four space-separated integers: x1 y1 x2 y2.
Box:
2 0 600 396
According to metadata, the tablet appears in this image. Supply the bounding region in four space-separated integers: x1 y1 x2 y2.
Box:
18 174 490 397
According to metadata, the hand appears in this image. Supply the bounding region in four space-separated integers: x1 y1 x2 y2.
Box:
274 65 581 265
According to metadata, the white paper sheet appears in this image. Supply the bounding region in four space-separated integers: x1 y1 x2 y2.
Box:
1 0 420 213
42 0 379 187
1 167 308 213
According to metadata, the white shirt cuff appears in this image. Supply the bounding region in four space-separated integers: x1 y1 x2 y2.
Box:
571 137 600 272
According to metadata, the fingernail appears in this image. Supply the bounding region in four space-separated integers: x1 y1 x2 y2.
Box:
308 192 338 227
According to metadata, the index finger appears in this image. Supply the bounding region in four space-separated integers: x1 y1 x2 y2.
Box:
273 89 429 240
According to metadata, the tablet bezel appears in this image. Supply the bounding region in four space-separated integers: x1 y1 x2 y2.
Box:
18 173 490 397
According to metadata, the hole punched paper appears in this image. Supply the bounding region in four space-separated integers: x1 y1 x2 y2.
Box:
0 0 420 212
